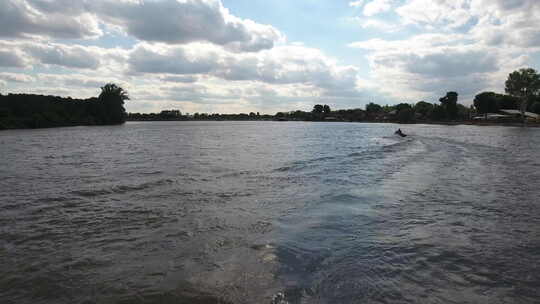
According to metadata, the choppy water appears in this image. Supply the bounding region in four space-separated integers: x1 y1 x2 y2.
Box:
1 121 540 304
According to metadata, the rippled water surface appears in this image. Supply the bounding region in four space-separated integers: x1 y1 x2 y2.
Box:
1 121 540 304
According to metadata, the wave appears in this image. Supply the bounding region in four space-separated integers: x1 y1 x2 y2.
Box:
273 156 337 173
71 178 175 198
273 137 420 175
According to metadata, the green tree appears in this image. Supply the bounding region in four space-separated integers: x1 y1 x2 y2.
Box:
413 101 433 119
474 92 499 115
430 104 446 121
457 104 471 120
98 83 129 124
505 68 540 123
312 104 324 120
323 104 331 114
395 103 415 123
498 94 519 110
365 102 382 120
312 104 324 114
365 102 382 113
439 91 458 120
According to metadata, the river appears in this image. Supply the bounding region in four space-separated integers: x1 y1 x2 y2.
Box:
1 121 539 303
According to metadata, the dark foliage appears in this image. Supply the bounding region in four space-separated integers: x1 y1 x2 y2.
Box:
0 83 128 130
439 91 459 120
474 92 519 114
474 92 500 114
532 102 540 114
395 103 415 123
413 101 433 120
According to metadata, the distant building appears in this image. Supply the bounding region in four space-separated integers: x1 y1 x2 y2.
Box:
500 109 540 121
473 113 512 121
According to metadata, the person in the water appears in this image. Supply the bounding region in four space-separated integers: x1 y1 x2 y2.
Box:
395 128 407 137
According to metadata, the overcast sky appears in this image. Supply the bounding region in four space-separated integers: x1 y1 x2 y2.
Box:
1 0 539 114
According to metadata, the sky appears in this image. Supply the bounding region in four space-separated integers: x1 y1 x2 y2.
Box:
1 0 539 114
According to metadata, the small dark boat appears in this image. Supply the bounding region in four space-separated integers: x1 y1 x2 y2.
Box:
395 129 407 137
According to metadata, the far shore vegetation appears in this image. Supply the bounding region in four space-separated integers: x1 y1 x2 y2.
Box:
0 84 128 130
1 68 540 130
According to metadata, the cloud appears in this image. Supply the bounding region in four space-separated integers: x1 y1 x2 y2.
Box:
26 44 101 69
128 42 360 97
92 0 283 52
346 0 540 103
349 1 365 7
122 42 367 112
0 72 34 83
0 39 130 71
400 50 498 77
363 0 393 16
352 17 402 32
20 73 129 98
1 0 283 53
395 0 540 48
349 33 521 101
0 0 101 39
469 1 540 48
0 49 27 67
161 75 199 83
396 0 473 29
128 43 219 75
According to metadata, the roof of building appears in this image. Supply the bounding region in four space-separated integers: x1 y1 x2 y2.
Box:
500 109 540 119
473 113 512 120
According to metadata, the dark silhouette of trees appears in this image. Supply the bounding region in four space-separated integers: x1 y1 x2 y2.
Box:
473 92 520 117
311 104 331 120
0 84 129 130
97 83 129 124
439 91 458 120
498 94 519 110
413 101 433 120
323 105 331 114
312 104 323 114
395 103 415 123
430 104 446 121
365 102 382 114
532 101 540 114
365 102 382 120
474 92 500 115
332 108 365 121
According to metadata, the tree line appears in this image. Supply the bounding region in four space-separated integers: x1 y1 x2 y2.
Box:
273 91 468 123
0 84 128 130
132 68 539 124
130 91 469 124
1 68 538 130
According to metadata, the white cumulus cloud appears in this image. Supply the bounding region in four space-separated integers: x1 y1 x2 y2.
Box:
363 0 394 16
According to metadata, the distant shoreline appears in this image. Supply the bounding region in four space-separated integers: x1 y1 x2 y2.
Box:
2 91 538 131
2 119 538 131
126 119 540 128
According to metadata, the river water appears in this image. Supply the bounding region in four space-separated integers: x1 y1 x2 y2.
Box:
1 122 540 304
